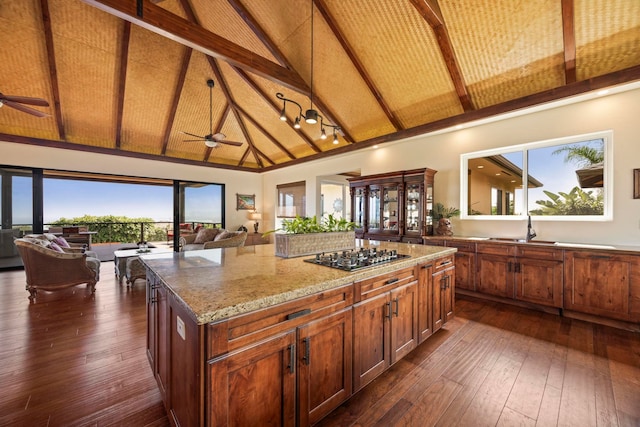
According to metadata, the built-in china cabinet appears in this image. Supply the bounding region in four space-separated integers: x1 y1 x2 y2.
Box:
348 168 436 244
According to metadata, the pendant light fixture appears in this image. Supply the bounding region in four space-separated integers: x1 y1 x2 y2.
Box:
276 0 340 144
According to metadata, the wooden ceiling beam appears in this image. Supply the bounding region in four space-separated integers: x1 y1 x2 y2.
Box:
562 0 577 84
81 0 310 93
232 67 321 153
39 0 66 140
114 21 130 149
161 48 191 155
409 0 474 112
226 0 294 70
314 0 403 131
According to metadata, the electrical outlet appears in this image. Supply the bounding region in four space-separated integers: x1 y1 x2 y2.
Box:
177 315 185 340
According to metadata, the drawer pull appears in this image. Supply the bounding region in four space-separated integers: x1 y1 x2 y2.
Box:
286 308 311 320
421 264 433 269
288 344 295 374
439 260 452 266
386 278 399 285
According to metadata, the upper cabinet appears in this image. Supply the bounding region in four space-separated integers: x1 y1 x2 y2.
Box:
349 168 436 244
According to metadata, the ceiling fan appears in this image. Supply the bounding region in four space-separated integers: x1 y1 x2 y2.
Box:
0 92 50 117
182 79 242 148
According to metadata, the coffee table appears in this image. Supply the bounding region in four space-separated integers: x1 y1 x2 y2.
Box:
113 247 173 284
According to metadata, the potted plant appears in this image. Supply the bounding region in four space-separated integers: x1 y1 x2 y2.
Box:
433 203 460 236
264 215 356 258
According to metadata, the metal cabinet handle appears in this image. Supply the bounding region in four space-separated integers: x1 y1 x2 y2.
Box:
302 337 310 365
386 301 392 320
386 278 399 285
288 344 295 374
393 298 399 317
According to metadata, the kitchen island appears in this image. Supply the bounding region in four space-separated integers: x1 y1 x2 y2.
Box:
141 240 456 426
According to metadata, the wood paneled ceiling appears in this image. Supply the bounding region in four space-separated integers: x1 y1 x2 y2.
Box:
1 0 639 172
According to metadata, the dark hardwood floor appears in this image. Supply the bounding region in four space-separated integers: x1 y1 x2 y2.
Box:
1 262 639 426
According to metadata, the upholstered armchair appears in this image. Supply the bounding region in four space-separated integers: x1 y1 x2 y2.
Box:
14 238 100 301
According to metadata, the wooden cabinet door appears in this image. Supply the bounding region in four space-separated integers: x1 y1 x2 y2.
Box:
564 251 637 321
352 292 390 391
515 257 563 307
208 331 296 426
476 253 514 298
453 251 475 291
155 284 169 400
297 308 353 426
389 281 418 363
146 276 156 367
417 262 433 343
442 268 455 324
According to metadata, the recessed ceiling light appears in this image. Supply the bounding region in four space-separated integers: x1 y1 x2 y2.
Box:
477 165 484 169
372 145 379 149
597 89 609 96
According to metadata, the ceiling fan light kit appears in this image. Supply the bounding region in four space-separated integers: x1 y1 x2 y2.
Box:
275 0 340 145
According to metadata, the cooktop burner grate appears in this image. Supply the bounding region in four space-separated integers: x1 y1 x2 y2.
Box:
303 248 410 272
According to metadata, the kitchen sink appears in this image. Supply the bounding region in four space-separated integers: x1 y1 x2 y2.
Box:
488 237 557 245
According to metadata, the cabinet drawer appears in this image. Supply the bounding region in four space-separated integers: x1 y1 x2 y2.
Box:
206 284 353 359
354 266 417 302
445 241 476 252
516 245 563 260
477 243 516 256
433 255 455 272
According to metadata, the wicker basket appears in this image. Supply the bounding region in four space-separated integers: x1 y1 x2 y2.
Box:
274 231 356 258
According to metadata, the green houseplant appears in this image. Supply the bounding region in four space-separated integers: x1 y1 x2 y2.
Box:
264 215 356 258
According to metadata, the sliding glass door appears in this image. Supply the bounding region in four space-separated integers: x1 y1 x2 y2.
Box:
0 167 33 268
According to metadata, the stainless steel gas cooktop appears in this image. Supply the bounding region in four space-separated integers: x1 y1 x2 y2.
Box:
303 248 410 272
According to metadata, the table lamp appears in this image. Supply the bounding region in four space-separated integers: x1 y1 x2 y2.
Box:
248 211 262 233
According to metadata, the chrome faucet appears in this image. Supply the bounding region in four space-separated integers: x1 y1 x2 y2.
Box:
526 215 537 242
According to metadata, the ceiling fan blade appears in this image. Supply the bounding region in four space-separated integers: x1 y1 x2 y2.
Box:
180 131 205 139
183 139 205 142
1 94 49 107
218 140 243 147
2 100 49 117
211 132 226 141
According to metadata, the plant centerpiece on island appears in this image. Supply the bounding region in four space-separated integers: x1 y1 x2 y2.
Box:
264 215 356 258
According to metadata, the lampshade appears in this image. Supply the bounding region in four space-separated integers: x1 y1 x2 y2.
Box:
248 212 262 220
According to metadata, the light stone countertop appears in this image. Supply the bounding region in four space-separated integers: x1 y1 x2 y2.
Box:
140 240 456 325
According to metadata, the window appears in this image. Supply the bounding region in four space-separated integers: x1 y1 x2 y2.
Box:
277 181 306 218
461 131 612 220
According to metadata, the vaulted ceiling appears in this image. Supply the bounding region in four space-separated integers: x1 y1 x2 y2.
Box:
1 0 639 172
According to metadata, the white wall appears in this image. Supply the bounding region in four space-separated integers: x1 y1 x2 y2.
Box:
2 86 639 245
263 87 640 246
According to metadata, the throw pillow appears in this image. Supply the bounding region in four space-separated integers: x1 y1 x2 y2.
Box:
49 242 65 253
214 230 232 241
54 236 71 248
193 228 219 244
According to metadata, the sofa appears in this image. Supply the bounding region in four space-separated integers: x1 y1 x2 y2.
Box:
14 234 101 301
179 228 247 251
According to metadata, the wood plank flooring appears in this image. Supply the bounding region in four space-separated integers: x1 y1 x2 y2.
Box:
1 262 639 426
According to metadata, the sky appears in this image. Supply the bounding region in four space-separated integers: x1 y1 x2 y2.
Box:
8 177 223 225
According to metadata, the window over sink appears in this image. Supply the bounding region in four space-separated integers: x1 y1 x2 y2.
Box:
460 130 612 221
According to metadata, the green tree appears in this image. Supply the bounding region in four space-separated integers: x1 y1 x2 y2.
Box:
52 215 166 243
552 140 604 168
529 187 603 215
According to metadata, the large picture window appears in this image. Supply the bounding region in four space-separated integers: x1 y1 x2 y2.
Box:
461 131 612 221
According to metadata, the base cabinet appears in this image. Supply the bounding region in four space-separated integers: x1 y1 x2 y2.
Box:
147 256 455 426
353 267 419 391
564 250 640 322
476 243 563 308
208 331 297 426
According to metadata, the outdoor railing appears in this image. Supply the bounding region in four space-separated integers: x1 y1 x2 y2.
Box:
11 221 225 245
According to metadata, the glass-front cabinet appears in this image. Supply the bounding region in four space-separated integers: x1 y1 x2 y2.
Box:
349 168 437 243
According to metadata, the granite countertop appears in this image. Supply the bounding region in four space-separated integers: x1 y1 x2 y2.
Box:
140 240 456 325
423 235 640 253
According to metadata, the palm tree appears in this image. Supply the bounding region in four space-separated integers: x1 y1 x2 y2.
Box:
552 139 604 168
